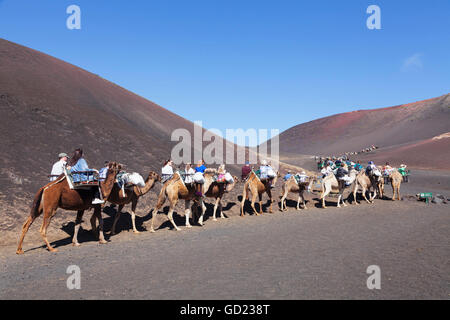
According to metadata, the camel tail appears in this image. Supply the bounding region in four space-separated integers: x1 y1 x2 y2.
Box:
30 187 45 219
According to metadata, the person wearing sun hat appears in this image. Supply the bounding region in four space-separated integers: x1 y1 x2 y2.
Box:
49 152 69 181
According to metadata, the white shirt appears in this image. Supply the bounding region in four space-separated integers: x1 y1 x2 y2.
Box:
321 167 332 176
50 160 66 181
162 164 174 175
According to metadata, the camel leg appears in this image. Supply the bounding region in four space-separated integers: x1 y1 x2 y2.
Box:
353 187 359 205
72 210 84 246
93 206 107 244
111 204 124 235
337 193 342 208
301 191 307 209
212 197 219 221
250 192 260 216
280 189 288 211
267 190 273 214
130 200 140 234
361 187 371 204
280 195 286 211
16 213 40 255
219 200 225 219
258 194 264 215
185 200 192 228
296 192 301 210
150 208 157 232
167 199 181 231
90 211 97 234
39 208 58 253
240 189 246 217
198 201 206 226
150 191 167 232
321 187 330 209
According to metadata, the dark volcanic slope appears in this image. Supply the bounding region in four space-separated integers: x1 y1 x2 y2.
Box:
278 94 450 157
0 39 245 234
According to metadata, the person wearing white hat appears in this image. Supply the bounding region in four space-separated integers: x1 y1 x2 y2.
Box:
49 152 68 181
259 159 275 188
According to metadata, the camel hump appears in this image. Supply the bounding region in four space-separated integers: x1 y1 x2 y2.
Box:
204 168 217 175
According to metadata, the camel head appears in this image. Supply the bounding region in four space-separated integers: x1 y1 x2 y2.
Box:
148 171 161 182
107 162 122 175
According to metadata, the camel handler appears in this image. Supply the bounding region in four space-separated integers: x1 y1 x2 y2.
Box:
398 164 409 182
49 152 68 181
194 160 207 196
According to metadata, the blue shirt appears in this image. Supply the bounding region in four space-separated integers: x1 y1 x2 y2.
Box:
99 167 108 179
195 165 206 173
284 173 292 181
70 158 95 182
70 158 91 172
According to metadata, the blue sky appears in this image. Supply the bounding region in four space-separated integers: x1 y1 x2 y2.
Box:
0 0 449 142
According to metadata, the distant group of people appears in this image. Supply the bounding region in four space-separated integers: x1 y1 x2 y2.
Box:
316 156 409 185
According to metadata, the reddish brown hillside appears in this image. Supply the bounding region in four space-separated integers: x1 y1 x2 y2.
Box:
278 94 450 157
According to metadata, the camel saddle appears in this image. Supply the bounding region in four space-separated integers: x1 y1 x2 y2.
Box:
64 167 99 190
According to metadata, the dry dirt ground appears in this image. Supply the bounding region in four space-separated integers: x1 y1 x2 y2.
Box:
0 169 449 299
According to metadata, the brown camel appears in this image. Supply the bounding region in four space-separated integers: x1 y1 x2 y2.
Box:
204 176 237 221
352 170 382 205
240 171 278 216
320 169 357 208
279 175 315 211
108 171 160 235
16 162 121 254
149 170 216 232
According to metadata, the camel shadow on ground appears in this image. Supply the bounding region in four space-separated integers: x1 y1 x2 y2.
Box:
237 195 275 215
278 198 311 211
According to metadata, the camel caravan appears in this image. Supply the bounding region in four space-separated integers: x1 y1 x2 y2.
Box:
16 148 406 255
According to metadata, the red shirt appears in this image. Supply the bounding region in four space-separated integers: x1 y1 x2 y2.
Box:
241 165 251 179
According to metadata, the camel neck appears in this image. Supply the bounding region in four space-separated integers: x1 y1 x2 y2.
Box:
136 176 156 196
100 171 117 199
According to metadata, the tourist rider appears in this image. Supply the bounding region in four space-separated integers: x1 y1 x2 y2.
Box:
194 160 207 196
68 148 104 204
50 152 68 181
161 159 174 183
241 161 251 181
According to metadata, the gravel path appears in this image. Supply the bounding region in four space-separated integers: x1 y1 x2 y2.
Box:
1 197 448 300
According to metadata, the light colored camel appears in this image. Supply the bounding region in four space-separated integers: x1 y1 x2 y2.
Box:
149 170 215 232
279 176 315 211
320 169 357 208
240 171 278 216
383 170 402 201
352 170 382 205
108 171 160 235
16 162 121 254
204 176 237 221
